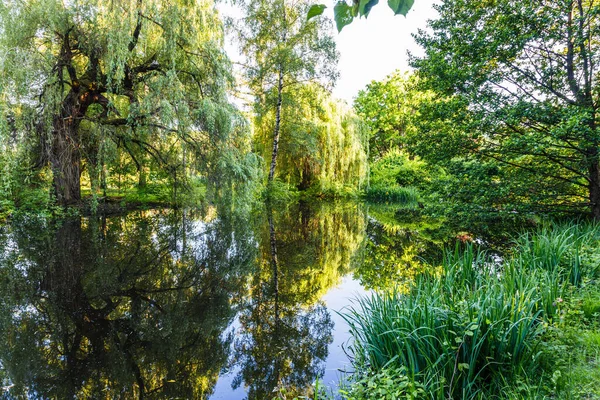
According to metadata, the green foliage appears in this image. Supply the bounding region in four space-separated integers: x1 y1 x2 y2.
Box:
354 72 431 161
354 210 445 292
533 282 600 399
344 221 600 399
333 2 355 32
272 378 333 400
1 0 257 207
231 0 343 191
254 85 368 193
232 0 339 93
364 186 418 203
263 179 301 203
369 151 437 189
412 0 600 218
342 366 426 400
365 150 440 203
306 4 327 20
307 0 415 32
513 221 600 289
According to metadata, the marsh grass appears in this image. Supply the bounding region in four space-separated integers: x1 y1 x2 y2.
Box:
343 221 600 399
365 186 419 204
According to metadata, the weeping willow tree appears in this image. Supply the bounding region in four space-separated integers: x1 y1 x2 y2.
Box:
0 0 253 205
230 0 339 185
254 84 369 192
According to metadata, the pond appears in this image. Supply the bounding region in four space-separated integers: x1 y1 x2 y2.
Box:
0 201 519 399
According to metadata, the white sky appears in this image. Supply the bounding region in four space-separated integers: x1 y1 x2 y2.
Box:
220 0 438 105
331 0 438 102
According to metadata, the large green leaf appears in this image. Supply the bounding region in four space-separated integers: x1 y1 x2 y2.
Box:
307 4 327 21
359 0 379 17
387 0 414 16
334 2 354 32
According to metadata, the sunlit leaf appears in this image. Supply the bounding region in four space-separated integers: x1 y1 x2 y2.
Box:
359 0 379 17
334 1 354 32
387 0 414 16
307 4 327 21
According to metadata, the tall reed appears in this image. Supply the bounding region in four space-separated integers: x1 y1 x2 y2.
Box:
344 221 600 399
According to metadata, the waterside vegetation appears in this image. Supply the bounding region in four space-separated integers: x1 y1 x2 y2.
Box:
343 221 600 399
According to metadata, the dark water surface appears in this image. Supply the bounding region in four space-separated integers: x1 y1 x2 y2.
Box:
0 202 515 399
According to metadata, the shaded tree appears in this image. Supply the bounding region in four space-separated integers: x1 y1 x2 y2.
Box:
413 0 600 218
0 0 242 204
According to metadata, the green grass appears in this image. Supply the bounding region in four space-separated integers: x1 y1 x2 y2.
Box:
364 186 419 204
342 221 600 399
81 179 208 210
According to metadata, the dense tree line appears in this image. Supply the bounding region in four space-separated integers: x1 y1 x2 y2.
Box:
354 0 600 219
0 0 367 215
2 0 599 220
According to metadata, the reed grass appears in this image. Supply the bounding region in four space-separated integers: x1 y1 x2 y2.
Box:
343 221 600 399
364 186 419 204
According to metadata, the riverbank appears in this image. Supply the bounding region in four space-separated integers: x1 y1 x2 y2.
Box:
339 221 600 400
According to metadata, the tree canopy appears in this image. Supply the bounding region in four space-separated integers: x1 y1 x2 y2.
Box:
231 0 339 186
354 72 432 161
0 0 252 205
412 0 600 218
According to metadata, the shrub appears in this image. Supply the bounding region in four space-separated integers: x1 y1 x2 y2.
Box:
342 366 426 400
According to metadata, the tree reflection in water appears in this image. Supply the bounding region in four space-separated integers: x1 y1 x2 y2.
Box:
0 201 467 398
232 202 365 399
0 202 367 399
0 210 255 399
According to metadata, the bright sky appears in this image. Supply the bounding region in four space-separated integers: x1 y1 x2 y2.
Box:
331 0 438 102
220 0 438 105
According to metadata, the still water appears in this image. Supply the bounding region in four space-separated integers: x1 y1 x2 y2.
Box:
0 201 511 399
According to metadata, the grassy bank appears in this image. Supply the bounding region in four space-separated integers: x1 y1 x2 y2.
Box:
342 221 600 399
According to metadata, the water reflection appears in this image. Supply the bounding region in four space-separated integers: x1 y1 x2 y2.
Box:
0 210 257 398
0 202 369 399
356 205 446 292
0 201 505 398
231 202 365 399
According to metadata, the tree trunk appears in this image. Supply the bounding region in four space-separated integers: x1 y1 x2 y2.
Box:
268 66 284 183
586 109 599 220
589 160 600 220
86 141 100 195
298 161 312 190
50 91 83 205
138 167 147 188
268 208 279 326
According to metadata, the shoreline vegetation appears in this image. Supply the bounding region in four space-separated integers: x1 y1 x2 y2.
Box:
266 219 600 400
339 221 600 400
2 193 598 399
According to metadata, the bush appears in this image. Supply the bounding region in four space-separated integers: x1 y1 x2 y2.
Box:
342 366 426 400
369 150 441 191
